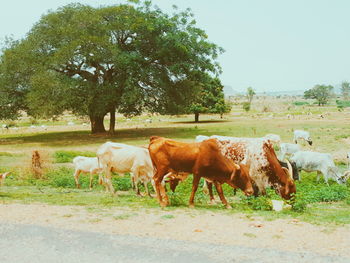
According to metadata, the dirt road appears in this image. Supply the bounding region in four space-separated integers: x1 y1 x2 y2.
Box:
1 204 349 262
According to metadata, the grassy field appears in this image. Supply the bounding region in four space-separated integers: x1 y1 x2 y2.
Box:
1 99 350 225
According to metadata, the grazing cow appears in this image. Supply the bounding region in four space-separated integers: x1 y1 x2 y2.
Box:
0 172 10 187
279 143 301 160
196 135 295 200
149 137 254 208
97 142 154 196
340 170 350 183
162 172 190 192
72 156 103 189
293 130 312 145
290 151 342 184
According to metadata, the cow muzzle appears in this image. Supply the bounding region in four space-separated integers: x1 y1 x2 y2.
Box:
308 140 313 146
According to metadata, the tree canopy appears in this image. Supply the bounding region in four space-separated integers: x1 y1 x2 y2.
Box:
0 1 223 133
341 81 350 100
304 85 334 106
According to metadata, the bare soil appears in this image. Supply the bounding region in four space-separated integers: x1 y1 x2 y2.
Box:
1 203 349 258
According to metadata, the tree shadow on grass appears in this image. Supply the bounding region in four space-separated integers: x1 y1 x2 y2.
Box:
0 126 208 147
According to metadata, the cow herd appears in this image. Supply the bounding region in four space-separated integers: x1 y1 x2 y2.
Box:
68 128 350 209
2 129 347 209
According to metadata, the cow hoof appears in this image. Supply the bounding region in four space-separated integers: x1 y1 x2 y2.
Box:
209 200 216 205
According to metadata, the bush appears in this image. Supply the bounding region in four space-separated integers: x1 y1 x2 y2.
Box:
54 150 96 163
291 193 308 212
336 100 350 108
242 102 251 112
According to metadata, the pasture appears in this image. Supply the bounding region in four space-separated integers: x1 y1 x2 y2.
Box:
1 99 350 227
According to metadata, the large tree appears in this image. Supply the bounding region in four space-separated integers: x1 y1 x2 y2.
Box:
0 1 222 133
304 84 334 106
187 75 230 122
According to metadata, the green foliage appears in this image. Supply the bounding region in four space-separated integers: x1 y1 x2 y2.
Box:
246 87 255 103
112 175 133 191
304 85 334 106
187 76 230 122
243 196 272 211
336 100 350 108
293 101 309 106
54 150 95 163
242 102 251 112
0 2 223 133
290 193 308 212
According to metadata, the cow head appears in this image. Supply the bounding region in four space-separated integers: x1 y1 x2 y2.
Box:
230 163 254 196
307 140 313 146
327 166 343 184
278 161 296 200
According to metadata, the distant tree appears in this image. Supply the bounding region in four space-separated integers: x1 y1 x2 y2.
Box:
246 87 256 103
341 81 350 100
304 85 334 106
242 102 250 112
0 2 222 133
187 75 230 122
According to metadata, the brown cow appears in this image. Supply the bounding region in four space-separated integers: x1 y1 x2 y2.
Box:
149 136 254 208
196 135 296 200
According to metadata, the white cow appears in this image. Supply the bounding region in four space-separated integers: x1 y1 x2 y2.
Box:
293 130 312 145
97 142 154 196
290 151 342 184
0 172 10 187
279 143 301 161
264 134 281 146
72 156 103 189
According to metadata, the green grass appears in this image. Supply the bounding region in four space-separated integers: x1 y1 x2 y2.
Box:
54 150 96 163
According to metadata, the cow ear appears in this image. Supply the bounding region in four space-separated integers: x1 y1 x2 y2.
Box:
231 168 240 181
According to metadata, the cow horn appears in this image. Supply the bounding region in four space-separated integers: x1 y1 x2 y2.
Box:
286 160 293 179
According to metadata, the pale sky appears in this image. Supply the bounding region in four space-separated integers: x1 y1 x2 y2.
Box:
0 0 349 92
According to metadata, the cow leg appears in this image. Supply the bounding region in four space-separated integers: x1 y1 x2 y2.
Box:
105 166 115 195
214 181 231 209
144 181 151 197
154 169 168 207
207 181 216 204
131 174 136 190
89 173 93 190
189 174 201 208
316 171 321 183
74 170 81 189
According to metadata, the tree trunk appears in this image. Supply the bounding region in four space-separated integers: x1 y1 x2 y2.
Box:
109 108 116 134
194 112 199 122
90 115 106 134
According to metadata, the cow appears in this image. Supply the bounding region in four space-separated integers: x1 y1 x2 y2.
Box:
293 130 312 145
264 134 281 146
97 142 155 196
290 151 342 184
149 136 254 208
340 170 350 183
72 156 103 189
196 135 296 200
0 172 10 187
279 143 301 161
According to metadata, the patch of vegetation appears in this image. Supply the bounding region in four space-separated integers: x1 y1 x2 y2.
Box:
54 150 96 163
293 101 309 106
161 214 175 219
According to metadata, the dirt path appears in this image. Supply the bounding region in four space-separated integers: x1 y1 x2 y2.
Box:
1 203 349 260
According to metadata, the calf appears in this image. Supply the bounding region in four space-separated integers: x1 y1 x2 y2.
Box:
149 137 253 208
72 156 102 189
279 143 301 161
290 151 342 184
97 142 154 196
293 130 312 145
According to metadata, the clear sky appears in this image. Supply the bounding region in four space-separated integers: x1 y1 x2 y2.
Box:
0 0 349 92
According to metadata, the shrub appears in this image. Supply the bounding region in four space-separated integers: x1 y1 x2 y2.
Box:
242 102 251 112
54 150 96 163
291 193 308 212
